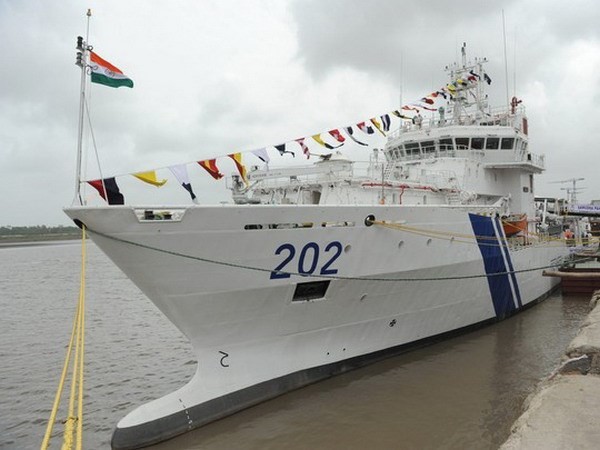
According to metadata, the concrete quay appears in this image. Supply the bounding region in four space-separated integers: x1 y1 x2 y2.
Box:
500 292 600 449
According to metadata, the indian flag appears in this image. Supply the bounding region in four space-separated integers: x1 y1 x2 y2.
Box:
89 51 134 88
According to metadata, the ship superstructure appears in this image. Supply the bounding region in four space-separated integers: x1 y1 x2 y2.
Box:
233 49 540 226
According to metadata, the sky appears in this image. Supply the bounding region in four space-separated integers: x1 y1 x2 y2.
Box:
1 0 599 226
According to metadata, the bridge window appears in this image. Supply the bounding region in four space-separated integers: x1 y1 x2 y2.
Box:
421 141 435 155
439 138 454 152
455 137 470 149
405 142 420 157
521 141 528 153
485 137 500 149
501 138 514 150
388 146 402 159
471 137 485 150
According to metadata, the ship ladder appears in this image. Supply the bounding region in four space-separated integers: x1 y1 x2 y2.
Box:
446 191 462 205
40 226 87 450
382 163 395 181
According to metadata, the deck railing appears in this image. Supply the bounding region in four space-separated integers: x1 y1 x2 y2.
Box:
387 105 526 137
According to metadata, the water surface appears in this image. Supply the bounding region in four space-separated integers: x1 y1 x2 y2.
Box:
0 242 589 449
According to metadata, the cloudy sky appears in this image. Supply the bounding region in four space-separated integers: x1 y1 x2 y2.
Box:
1 0 599 225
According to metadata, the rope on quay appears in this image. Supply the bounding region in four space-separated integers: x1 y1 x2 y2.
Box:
41 226 87 450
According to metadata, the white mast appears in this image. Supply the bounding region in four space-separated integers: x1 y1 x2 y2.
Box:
73 9 92 205
502 10 510 112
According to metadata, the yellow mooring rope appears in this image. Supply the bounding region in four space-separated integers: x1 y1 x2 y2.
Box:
373 219 580 248
41 226 87 450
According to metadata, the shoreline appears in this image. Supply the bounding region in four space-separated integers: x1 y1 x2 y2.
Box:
500 292 600 448
0 234 83 248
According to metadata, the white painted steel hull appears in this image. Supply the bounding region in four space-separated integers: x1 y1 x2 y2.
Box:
64 204 565 449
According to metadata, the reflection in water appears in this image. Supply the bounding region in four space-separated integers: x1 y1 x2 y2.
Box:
152 295 588 450
0 243 589 450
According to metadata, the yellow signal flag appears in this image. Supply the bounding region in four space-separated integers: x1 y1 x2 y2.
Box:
133 170 167 187
369 118 386 136
228 153 248 185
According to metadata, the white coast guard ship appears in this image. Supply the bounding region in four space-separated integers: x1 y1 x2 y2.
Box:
65 44 569 449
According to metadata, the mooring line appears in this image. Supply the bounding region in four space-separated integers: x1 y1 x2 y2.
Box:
41 226 87 450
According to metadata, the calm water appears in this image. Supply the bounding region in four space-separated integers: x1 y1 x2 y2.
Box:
0 241 590 449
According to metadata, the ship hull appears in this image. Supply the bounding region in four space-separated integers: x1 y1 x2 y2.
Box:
64 204 565 449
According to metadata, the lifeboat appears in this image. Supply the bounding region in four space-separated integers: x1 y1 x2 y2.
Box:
502 213 527 237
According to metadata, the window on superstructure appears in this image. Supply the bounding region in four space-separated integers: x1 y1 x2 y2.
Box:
421 141 435 156
500 138 514 150
521 141 528 153
471 138 485 150
405 142 420 158
485 137 500 149
439 138 454 152
311 191 321 204
455 138 470 149
391 146 403 159
529 174 534 193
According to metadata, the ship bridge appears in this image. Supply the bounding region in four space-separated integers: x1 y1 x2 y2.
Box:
383 106 543 173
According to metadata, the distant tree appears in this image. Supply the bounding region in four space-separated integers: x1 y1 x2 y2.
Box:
0 225 80 237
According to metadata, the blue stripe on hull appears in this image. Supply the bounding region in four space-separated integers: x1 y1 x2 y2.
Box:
469 214 516 319
494 217 523 308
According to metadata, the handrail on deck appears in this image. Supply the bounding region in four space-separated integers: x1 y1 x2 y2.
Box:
387 105 526 138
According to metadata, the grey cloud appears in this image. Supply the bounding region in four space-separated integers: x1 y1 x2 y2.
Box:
1 0 600 226
289 0 519 83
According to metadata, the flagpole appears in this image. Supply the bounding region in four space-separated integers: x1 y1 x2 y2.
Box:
74 9 92 205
